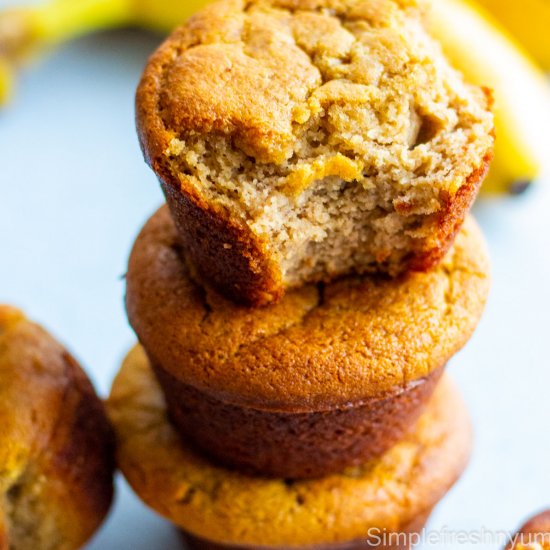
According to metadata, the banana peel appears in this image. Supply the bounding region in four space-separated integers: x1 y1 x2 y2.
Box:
131 0 210 32
427 0 550 194
0 56 12 104
470 0 550 71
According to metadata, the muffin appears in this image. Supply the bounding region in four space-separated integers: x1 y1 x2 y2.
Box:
108 347 472 550
136 0 494 306
506 510 550 550
125 206 489 479
0 306 115 550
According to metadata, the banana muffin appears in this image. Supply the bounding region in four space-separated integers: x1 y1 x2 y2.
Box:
136 0 494 305
108 349 472 550
0 306 115 550
506 510 550 550
125 207 489 479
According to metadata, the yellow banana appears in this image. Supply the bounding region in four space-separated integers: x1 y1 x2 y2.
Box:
0 56 12 104
470 0 550 71
131 0 210 32
427 0 550 194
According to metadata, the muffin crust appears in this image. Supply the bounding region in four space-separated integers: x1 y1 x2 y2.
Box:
136 0 494 305
0 306 115 550
107 349 472 547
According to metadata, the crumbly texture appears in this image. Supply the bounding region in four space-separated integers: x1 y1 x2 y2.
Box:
507 511 550 550
0 306 115 550
107 349 472 547
154 356 442 478
126 206 490 412
136 0 494 305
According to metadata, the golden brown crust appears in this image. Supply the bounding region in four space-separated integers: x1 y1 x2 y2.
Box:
0 520 7 550
0 306 115 550
154 359 443 478
107 348 472 547
506 510 550 550
161 182 284 306
136 0 494 306
126 206 490 412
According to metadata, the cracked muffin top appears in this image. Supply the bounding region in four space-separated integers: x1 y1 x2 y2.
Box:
136 0 494 305
108 349 472 547
126 207 490 412
139 0 492 186
0 306 114 550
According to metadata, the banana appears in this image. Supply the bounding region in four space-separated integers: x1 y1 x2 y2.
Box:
0 56 12 104
469 0 550 71
427 0 550 194
131 0 210 32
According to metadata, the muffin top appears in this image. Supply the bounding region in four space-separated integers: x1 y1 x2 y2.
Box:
0 306 114 550
137 0 493 213
108 346 472 546
126 207 490 412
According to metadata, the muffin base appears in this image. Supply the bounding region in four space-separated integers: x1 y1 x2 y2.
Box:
154 361 443 479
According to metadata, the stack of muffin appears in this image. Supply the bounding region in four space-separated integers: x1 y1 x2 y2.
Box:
107 0 494 548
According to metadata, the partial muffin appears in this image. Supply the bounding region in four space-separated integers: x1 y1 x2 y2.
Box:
108 349 472 549
136 0 494 305
506 510 550 550
0 306 115 550
125 207 489 479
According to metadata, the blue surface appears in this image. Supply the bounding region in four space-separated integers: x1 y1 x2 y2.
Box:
0 13 549 550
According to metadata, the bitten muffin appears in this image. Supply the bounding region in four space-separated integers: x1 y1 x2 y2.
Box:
0 306 115 550
108 349 472 550
136 0 494 305
506 510 550 550
125 207 489 479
